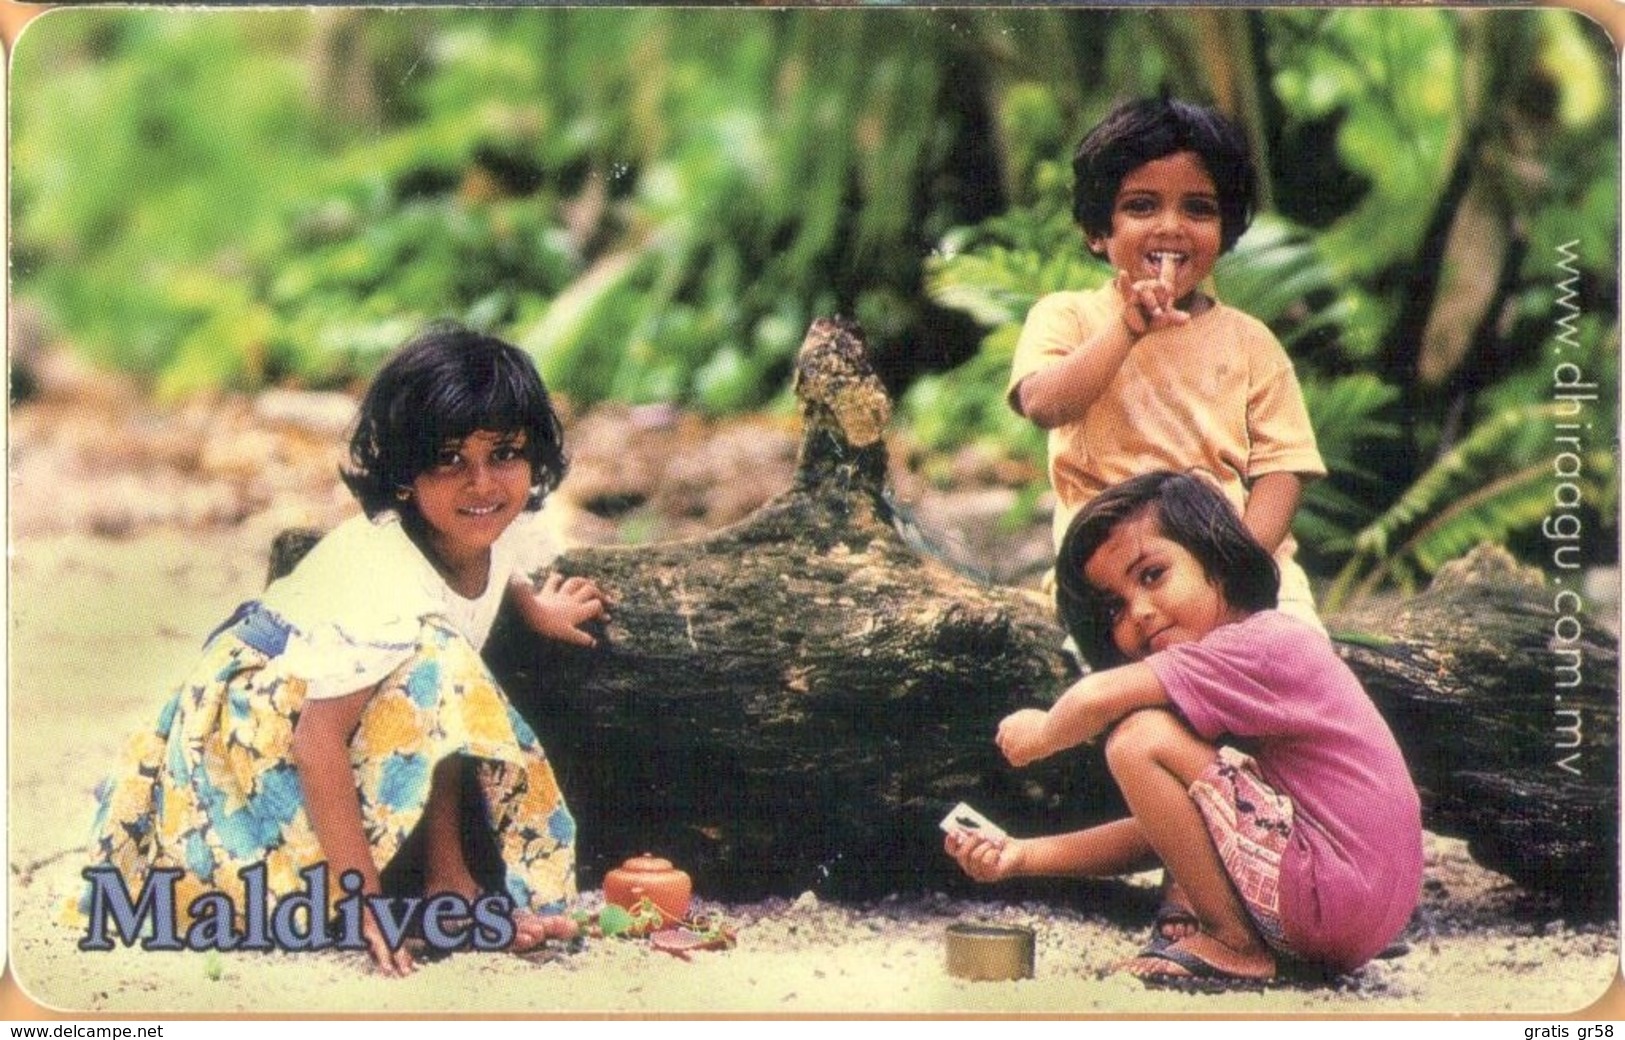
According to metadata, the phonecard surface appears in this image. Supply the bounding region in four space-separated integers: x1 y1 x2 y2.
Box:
6 2 1620 1023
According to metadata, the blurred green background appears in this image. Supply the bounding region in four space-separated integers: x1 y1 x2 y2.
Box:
10 7 1619 604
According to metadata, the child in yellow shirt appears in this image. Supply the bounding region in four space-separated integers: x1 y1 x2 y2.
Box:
1008 97 1326 628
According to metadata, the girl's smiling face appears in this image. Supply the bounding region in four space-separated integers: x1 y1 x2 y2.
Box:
1083 510 1240 661
1089 150 1224 309
411 429 533 584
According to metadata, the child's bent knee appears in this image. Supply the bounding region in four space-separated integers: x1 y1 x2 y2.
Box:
1104 707 1176 756
1103 708 1202 772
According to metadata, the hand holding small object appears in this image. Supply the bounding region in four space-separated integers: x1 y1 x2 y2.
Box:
943 828 1024 883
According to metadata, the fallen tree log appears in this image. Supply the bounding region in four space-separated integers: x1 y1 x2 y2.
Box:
484 317 1091 899
1328 549 1618 911
274 317 1617 912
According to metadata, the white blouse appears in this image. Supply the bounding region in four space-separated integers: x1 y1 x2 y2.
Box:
258 510 538 700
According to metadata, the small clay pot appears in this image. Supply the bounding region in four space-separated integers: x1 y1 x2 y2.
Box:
603 854 692 922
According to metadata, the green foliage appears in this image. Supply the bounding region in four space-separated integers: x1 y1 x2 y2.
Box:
1268 9 1463 280
13 13 327 385
502 10 982 412
12 9 981 408
592 898 667 939
901 151 1097 458
1211 217 1354 348
1293 373 1404 561
926 154 1099 316
11 7 1618 588
900 349 1046 461
1323 403 1608 609
595 903 636 938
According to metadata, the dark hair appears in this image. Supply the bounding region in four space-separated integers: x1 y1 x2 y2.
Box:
1055 471 1279 669
342 321 568 520
1072 97 1257 254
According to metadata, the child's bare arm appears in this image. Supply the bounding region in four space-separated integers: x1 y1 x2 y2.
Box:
946 818 1154 882
1015 259 1185 429
1242 472 1304 555
1013 314 1139 428
509 573 609 647
290 692 416 976
943 829 1026 882
997 663 1168 767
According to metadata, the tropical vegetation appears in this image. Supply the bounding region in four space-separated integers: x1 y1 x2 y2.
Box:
11 7 1618 602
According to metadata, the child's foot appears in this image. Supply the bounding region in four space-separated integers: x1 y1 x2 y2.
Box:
1123 932 1275 988
1153 878 1199 944
421 874 578 953
421 902 578 956
509 911 580 953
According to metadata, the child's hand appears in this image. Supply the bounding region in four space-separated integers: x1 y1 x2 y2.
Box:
363 911 417 977
943 829 1025 883
1113 263 1191 336
996 708 1054 768
523 573 610 647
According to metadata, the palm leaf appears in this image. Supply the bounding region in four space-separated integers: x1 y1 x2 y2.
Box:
1325 402 1609 608
1214 216 1341 329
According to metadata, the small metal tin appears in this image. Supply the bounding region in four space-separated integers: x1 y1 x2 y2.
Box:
945 922 1036 981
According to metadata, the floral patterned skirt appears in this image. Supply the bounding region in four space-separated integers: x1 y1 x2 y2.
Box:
83 607 576 927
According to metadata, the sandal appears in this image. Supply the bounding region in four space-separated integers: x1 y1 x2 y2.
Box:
1126 934 1275 993
1148 877 1199 951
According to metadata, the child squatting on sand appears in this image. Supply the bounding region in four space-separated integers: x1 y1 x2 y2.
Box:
945 472 1422 985
81 323 607 975
1008 97 1327 630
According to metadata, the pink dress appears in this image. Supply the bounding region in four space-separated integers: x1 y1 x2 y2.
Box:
1145 610 1423 970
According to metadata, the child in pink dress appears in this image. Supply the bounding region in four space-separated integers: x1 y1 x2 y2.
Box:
946 471 1421 984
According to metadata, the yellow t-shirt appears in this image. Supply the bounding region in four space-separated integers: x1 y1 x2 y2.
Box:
1008 285 1327 622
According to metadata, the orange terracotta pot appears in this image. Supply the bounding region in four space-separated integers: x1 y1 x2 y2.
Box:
603 854 692 922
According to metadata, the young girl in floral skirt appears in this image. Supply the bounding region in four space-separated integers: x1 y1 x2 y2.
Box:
84 322 607 975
